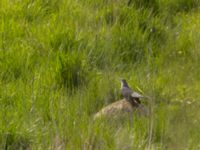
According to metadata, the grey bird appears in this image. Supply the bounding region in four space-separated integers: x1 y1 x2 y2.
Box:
121 79 144 107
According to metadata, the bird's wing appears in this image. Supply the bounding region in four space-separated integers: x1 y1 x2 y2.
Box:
131 91 144 98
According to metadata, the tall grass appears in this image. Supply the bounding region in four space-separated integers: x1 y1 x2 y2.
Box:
1 0 200 149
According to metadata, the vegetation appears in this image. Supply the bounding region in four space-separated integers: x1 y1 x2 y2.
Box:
1 0 200 149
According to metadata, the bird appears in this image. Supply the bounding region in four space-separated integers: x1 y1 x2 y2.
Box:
120 79 144 107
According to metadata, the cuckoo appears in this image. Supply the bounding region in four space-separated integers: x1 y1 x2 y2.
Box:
121 79 144 107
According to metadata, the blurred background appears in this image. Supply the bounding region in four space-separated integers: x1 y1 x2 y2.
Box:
1 0 200 149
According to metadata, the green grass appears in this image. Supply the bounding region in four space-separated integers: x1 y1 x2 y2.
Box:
1 0 200 149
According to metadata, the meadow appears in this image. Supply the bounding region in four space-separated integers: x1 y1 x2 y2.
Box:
1 0 200 149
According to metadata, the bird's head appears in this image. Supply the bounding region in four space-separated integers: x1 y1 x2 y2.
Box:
120 78 129 88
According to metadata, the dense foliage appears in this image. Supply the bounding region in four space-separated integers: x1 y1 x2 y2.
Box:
1 0 200 149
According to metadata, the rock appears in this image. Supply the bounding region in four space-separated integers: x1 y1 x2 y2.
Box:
93 99 148 120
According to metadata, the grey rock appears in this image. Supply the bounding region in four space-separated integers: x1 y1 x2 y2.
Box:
93 99 148 120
